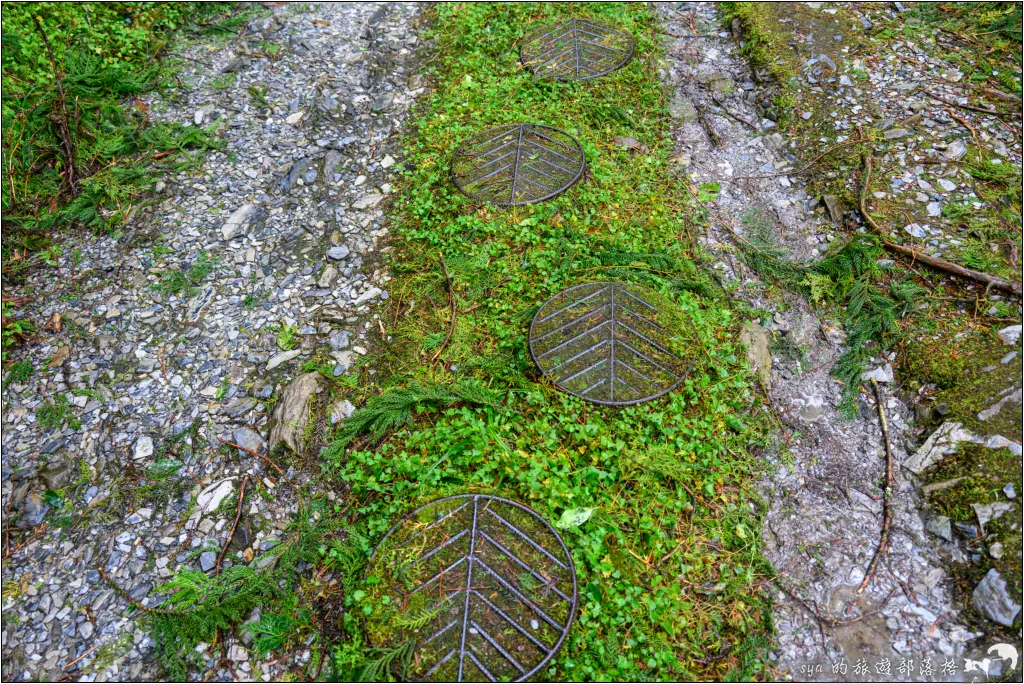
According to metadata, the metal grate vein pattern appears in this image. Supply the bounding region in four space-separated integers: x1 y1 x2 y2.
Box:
450 124 585 207
529 282 687 405
520 18 635 81
366 495 578 682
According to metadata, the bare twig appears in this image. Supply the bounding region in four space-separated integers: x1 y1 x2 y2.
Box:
923 90 1015 120
777 580 897 627
98 567 179 614
858 151 1022 296
709 94 758 131
31 14 78 195
217 437 285 476
431 251 457 364
857 378 895 596
216 476 249 574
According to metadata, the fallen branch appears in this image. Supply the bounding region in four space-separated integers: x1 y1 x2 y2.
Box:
709 94 758 131
858 152 1022 296
431 251 457 364
857 378 894 596
217 437 285 477
215 476 248 574
923 90 1014 119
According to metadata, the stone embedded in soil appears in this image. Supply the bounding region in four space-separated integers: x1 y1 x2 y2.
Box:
925 515 953 541
233 427 266 456
328 399 356 425
268 372 321 454
970 569 1022 627
903 421 1024 474
266 349 302 370
739 320 772 390
221 203 260 240
996 325 1022 346
861 363 894 383
971 502 1015 532
196 478 235 514
133 435 155 461
199 551 218 572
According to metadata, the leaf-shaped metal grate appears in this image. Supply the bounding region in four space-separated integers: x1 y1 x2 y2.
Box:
365 495 578 682
520 18 635 81
529 282 688 406
450 124 585 207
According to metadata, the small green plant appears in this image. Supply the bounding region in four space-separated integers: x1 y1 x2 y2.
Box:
4 359 34 385
275 323 298 351
154 253 216 296
37 395 82 431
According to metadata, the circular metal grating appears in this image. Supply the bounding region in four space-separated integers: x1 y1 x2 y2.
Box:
365 494 578 682
450 124 585 207
529 282 688 406
520 18 635 81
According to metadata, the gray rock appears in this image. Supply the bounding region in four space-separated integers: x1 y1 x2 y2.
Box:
38 455 76 490
266 348 302 370
21 492 50 526
199 551 218 572
739 320 772 390
324 150 344 176
327 245 350 260
822 195 840 221
883 128 910 140
798 394 826 422
197 479 235 514
945 140 968 161
996 325 1021 346
972 502 1015 531
328 399 356 425
185 285 216 324
670 96 697 121
373 91 394 110
352 193 384 209
861 363 894 383
268 373 321 454
904 223 926 239
280 158 314 192
1004 483 1017 499
925 515 952 541
233 427 265 456
970 568 1022 626
133 435 155 461
318 265 339 288
328 330 350 351
221 204 260 241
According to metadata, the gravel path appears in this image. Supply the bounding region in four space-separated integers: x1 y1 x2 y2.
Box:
658 3 984 678
1 3 421 680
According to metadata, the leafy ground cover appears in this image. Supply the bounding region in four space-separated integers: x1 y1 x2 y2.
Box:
143 2 782 681
320 3 779 679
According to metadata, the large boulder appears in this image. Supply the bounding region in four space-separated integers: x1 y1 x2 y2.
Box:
268 373 321 455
